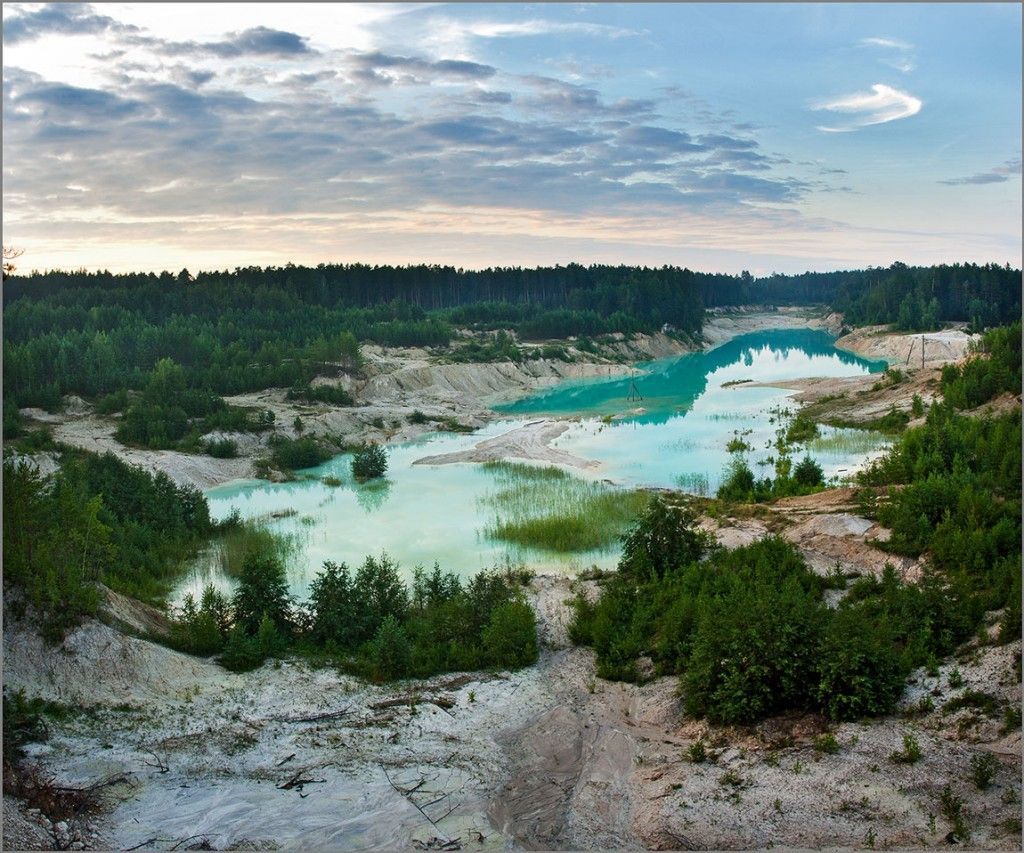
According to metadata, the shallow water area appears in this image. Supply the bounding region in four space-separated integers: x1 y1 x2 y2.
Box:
173 330 887 604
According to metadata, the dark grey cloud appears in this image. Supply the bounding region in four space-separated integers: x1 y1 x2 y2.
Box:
3 2 138 44
939 158 1021 186
129 26 313 59
617 125 703 152
349 51 496 85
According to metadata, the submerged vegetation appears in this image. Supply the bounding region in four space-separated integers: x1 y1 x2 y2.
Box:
479 462 650 553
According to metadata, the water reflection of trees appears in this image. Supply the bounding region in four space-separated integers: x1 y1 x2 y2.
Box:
355 478 393 513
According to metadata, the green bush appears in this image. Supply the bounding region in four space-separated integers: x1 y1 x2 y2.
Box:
219 625 265 672
890 733 923 764
483 600 538 669
285 383 353 406
793 456 824 489
268 434 331 471
619 496 709 581
369 615 411 681
814 733 840 754
969 752 999 790
232 553 293 636
3 690 50 762
206 438 238 458
351 443 388 481
815 605 904 721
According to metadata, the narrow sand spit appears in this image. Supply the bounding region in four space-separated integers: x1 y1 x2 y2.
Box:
413 419 599 470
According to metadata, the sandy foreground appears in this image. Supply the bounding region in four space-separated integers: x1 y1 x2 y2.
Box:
4 526 1021 850
7 310 1020 850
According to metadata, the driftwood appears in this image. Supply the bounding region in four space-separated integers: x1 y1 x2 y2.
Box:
277 769 326 791
143 751 170 773
272 705 351 724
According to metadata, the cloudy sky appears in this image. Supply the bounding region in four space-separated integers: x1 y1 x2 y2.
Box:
3 2 1020 274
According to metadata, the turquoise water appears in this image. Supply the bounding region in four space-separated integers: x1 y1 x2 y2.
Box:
173 330 887 603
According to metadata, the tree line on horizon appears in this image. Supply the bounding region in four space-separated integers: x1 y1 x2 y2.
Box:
3 260 1019 415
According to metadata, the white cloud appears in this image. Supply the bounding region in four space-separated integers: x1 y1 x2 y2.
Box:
859 36 916 73
411 16 642 59
811 84 922 133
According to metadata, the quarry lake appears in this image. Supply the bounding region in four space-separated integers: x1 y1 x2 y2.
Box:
173 329 888 602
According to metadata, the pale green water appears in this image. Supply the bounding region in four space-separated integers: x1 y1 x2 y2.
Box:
173 330 887 603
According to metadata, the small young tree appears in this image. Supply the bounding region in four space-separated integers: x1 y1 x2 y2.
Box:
232 553 292 636
351 443 388 482
308 560 357 647
793 456 825 489
482 599 538 669
620 495 709 580
369 615 411 681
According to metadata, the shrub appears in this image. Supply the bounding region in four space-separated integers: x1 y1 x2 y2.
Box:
939 784 970 841
815 605 904 721
793 456 825 489
219 625 265 672
482 599 538 669
408 410 429 425
619 496 709 580
206 438 238 458
268 435 331 471
231 553 293 636
814 733 840 754
351 443 388 481
285 383 353 406
969 752 998 790
890 733 923 764
785 414 820 445
369 615 411 681
3 690 49 762
688 740 707 764
717 457 756 502
684 569 825 724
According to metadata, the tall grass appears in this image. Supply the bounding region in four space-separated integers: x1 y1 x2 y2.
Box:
215 519 301 577
807 428 890 459
481 460 570 481
480 466 650 553
675 472 710 496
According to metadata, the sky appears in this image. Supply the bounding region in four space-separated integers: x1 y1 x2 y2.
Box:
2 2 1021 275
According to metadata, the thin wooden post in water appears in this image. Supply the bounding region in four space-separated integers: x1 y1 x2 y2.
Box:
626 368 643 402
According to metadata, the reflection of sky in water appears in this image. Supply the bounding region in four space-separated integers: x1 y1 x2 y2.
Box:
173 330 888 603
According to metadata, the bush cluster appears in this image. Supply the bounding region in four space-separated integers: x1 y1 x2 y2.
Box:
3 451 211 636
570 494 986 725
171 553 538 680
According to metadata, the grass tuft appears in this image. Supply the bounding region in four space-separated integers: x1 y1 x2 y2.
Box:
480 467 650 553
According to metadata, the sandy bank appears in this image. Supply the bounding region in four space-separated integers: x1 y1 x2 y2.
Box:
701 306 842 348
835 324 979 365
413 419 598 470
